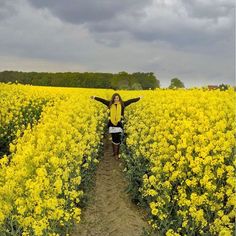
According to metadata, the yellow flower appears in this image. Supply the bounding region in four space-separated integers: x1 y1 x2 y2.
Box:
151 208 158 216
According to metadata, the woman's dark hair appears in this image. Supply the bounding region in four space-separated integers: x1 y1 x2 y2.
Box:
109 93 124 108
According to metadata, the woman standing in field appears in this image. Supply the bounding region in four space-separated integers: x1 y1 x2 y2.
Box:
90 93 143 160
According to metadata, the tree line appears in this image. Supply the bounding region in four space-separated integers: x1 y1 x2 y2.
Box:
0 71 160 90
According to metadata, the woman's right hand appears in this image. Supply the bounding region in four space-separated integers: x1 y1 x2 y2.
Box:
90 96 95 99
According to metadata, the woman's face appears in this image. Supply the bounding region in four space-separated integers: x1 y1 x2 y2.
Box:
114 95 120 103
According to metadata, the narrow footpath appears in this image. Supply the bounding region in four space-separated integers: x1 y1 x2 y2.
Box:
72 133 151 236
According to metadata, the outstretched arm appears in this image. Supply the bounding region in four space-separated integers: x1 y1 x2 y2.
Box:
90 96 109 107
124 96 143 107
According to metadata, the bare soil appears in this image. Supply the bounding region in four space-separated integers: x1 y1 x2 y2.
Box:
72 133 151 236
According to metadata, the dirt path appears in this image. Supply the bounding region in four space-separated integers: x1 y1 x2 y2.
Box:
72 133 150 236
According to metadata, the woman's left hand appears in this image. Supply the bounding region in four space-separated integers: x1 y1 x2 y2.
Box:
139 96 144 99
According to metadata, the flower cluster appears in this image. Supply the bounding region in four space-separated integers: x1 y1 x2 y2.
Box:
0 84 109 235
0 83 64 157
123 88 236 235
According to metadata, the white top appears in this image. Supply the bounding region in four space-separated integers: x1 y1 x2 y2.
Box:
108 126 123 134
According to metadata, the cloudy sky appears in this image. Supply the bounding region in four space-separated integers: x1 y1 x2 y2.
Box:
0 0 235 87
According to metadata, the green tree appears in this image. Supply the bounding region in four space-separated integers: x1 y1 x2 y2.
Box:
169 78 185 89
0 71 160 89
131 82 143 90
111 71 130 90
218 83 229 91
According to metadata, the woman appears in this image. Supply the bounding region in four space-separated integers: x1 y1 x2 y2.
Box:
90 93 143 160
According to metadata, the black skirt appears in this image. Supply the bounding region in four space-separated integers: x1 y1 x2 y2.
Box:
111 132 122 144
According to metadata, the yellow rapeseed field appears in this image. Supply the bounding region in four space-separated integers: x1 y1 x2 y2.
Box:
0 83 109 235
0 83 235 235
123 88 236 235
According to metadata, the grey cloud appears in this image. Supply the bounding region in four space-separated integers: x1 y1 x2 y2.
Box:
0 1 95 62
0 0 234 87
27 0 151 24
0 1 18 20
26 0 234 56
183 0 235 19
